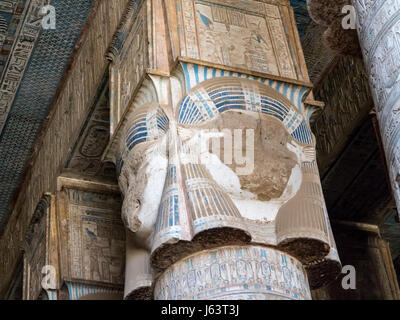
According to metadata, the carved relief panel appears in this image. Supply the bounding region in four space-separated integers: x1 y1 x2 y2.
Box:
0 0 49 133
22 188 126 300
57 188 125 287
154 245 312 300
351 0 400 217
169 0 308 82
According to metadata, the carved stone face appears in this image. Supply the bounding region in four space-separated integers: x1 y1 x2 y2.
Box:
118 78 315 268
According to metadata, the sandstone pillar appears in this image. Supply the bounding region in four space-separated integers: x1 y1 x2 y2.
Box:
350 0 400 218
103 0 341 300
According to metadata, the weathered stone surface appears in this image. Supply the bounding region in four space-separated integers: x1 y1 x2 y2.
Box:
57 188 125 286
322 19 361 57
312 55 373 174
2 0 350 300
65 80 116 181
198 113 298 202
23 196 51 300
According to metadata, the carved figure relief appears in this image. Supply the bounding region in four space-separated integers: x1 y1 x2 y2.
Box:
176 0 298 80
61 189 125 286
0 0 48 133
108 0 148 133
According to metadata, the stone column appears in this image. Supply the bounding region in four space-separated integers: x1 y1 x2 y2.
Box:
154 246 311 300
350 0 400 218
103 0 341 300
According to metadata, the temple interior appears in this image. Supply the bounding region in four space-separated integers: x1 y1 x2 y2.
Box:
0 0 400 300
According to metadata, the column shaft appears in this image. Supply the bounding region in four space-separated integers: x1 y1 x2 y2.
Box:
353 0 400 214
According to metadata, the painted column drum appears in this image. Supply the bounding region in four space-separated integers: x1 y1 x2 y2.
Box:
154 245 311 300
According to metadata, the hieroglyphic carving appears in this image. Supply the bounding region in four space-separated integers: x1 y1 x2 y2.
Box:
23 194 60 300
352 0 400 217
176 0 299 80
108 0 148 135
0 0 25 74
111 74 338 298
154 245 311 300
0 0 48 133
0 0 131 298
60 189 125 286
313 222 400 300
0 0 16 50
103 0 340 300
300 22 336 84
312 56 373 172
22 188 126 300
66 83 116 180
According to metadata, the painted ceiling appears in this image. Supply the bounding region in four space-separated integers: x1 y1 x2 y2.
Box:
0 0 326 229
0 0 95 227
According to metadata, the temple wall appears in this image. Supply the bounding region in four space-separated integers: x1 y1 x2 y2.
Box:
0 0 131 297
348 0 400 218
312 55 373 174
